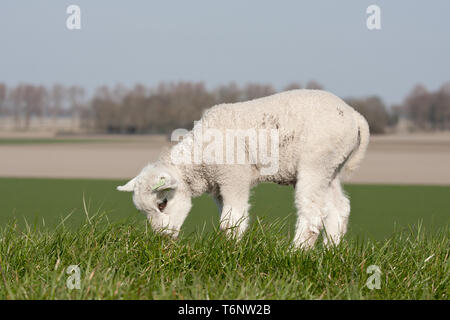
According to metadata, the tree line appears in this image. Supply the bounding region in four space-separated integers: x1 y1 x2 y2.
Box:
0 81 449 134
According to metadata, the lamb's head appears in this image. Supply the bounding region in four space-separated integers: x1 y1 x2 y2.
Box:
117 164 192 238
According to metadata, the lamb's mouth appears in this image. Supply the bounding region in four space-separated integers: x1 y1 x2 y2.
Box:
148 219 179 238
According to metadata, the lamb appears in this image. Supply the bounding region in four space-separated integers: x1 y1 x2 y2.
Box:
117 89 370 249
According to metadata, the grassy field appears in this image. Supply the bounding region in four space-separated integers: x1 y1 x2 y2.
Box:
0 178 448 299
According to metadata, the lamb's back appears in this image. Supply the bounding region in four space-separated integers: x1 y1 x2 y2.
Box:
200 89 352 131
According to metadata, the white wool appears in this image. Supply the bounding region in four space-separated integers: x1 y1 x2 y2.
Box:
118 89 370 249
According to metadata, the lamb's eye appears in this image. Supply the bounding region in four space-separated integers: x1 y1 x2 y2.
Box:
158 198 168 212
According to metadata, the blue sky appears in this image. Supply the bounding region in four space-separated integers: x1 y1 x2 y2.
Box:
0 0 449 105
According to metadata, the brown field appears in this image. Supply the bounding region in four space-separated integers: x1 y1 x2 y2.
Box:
1 132 449 185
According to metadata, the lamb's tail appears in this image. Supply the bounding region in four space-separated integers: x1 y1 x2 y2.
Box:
342 112 370 179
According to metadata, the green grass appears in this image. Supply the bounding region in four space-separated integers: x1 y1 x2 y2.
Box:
0 178 448 299
0 215 448 299
0 178 448 240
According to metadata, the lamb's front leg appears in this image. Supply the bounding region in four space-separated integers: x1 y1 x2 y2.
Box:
219 185 250 239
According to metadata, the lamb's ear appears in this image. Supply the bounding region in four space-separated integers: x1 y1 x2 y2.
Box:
152 172 178 191
117 176 138 192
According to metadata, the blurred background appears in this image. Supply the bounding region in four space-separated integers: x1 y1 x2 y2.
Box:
0 1 449 238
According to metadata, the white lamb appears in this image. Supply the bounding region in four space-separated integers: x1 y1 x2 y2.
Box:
117 89 370 249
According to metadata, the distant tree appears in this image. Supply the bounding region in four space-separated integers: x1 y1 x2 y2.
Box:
404 84 431 130
305 80 323 90
50 84 66 117
67 85 85 128
91 85 122 133
214 82 242 104
389 104 403 127
35 85 49 123
345 96 389 134
434 83 450 130
243 83 275 100
10 85 24 127
6 80 448 135
122 84 149 133
23 85 48 128
111 83 129 102
7 84 48 128
0 83 6 115
283 82 302 91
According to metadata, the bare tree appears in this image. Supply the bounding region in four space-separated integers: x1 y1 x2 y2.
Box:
91 85 122 133
305 80 323 90
214 82 242 103
434 83 450 130
0 83 6 115
243 83 275 100
345 96 388 134
404 84 431 130
5 80 449 135
10 85 24 128
22 85 48 128
68 85 85 128
50 84 66 118
284 82 302 91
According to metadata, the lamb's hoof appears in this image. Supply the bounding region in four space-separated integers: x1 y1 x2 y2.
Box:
322 234 342 248
293 232 318 250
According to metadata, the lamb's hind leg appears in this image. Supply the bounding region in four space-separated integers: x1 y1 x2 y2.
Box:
293 164 333 249
322 178 350 246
